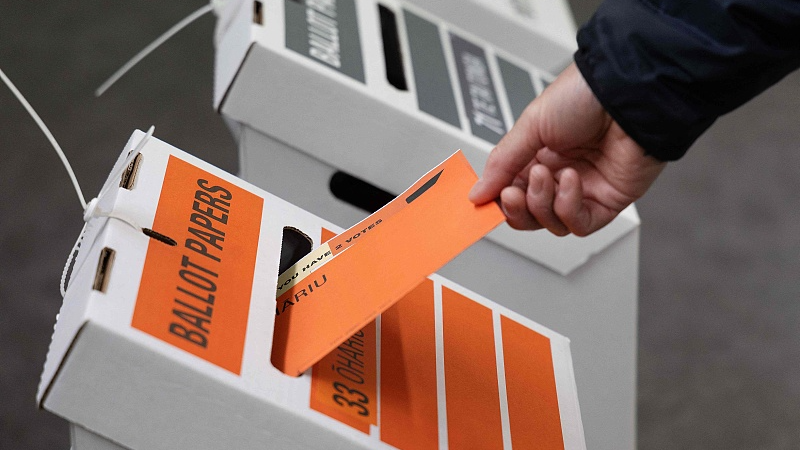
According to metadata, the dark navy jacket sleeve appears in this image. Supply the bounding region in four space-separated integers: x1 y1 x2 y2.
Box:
574 0 800 161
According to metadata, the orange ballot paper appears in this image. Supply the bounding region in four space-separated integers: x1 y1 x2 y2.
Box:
271 151 505 376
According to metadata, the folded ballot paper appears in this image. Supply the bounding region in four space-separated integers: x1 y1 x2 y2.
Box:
39 130 585 449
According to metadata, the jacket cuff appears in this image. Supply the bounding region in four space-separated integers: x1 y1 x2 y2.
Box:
573 0 713 161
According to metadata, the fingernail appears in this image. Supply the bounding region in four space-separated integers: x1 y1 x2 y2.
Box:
530 171 543 193
501 202 512 219
468 178 484 199
557 174 575 197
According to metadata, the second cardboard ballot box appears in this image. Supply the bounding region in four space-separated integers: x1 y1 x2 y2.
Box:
41 130 585 449
214 1 639 449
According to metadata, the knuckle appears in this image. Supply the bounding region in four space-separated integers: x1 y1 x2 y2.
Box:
570 226 591 237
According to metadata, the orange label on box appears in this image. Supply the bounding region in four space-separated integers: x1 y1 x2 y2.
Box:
320 227 337 244
132 156 263 374
309 320 377 433
442 287 504 449
270 151 504 376
501 315 564 449
380 279 439 450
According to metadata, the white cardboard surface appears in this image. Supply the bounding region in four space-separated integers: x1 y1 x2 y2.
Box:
71 424 127 450
404 0 577 71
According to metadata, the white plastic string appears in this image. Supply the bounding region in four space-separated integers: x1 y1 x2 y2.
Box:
95 3 214 97
2 65 93 296
1 67 88 210
210 0 228 15
3 63 160 295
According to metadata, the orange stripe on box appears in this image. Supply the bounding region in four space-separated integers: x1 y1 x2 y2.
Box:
501 316 564 449
321 227 337 244
310 320 377 433
442 287 503 450
380 279 439 450
132 156 263 374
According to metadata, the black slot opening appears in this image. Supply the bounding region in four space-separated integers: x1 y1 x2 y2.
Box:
329 171 396 213
278 227 313 275
142 228 178 246
378 5 408 91
92 248 116 292
253 1 264 25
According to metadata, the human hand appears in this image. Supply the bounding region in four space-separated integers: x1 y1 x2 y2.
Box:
469 63 666 236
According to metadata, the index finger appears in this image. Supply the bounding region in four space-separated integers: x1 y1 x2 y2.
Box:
469 103 544 204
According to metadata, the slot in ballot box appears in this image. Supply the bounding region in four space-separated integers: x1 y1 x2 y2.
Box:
213 1 639 449
45 131 585 450
401 0 577 72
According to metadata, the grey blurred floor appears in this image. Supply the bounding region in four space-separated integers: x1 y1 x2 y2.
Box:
1 1 798 449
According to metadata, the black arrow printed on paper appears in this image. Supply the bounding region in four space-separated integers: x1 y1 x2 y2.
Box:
405 170 443 204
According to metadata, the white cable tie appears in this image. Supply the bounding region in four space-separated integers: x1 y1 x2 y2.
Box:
95 4 214 97
1 67 88 211
83 198 100 222
211 0 228 16
94 211 143 232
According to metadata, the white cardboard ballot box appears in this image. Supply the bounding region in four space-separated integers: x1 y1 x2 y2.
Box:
44 130 585 450
213 1 639 449
402 0 578 72
70 424 124 450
